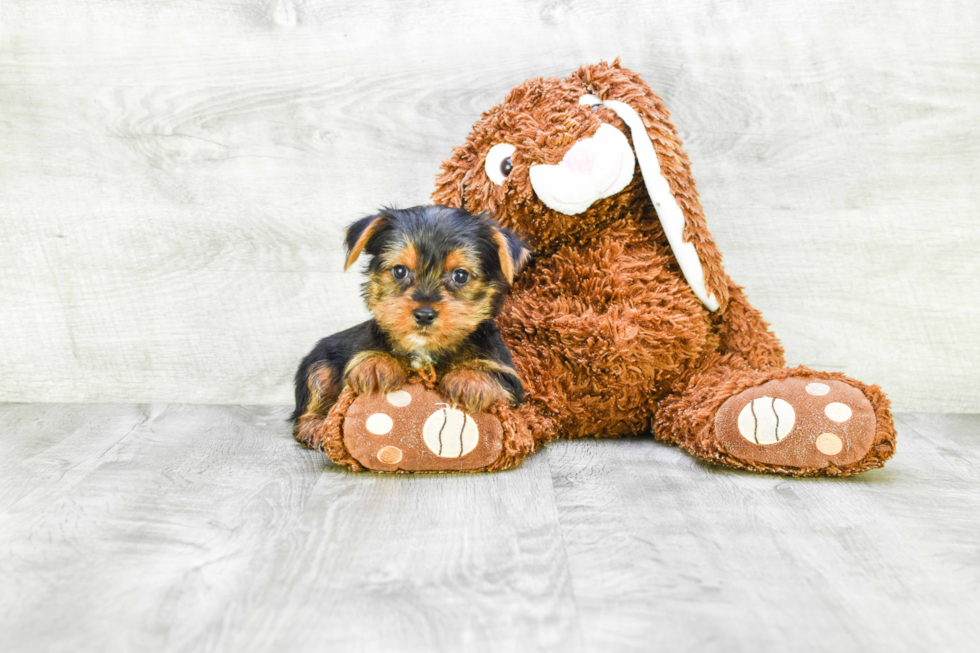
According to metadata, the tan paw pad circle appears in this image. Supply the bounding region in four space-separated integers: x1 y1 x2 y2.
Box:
422 406 480 457
815 433 843 455
376 445 403 465
386 390 412 407
737 396 796 445
806 382 830 396
824 402 853 422
365 413 393 435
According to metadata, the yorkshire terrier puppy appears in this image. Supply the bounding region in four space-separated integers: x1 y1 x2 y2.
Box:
291 205 531 425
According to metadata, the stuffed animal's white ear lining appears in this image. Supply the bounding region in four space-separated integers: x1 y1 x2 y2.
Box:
601 100 720 312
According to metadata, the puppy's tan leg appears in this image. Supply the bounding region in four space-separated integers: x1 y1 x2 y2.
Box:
440 364 513 414
304 364 342 415
345 352 407 396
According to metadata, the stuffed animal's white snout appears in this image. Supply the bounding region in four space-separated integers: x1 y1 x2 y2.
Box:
528 124 635 216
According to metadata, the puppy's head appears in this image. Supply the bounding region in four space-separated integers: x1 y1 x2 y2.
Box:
344 205 530 357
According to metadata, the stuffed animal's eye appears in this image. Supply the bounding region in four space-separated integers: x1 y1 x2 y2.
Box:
485 143 516 185
392 265 408 280
451 269 470 285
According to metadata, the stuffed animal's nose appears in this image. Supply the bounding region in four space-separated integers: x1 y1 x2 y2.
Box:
413 307 438 326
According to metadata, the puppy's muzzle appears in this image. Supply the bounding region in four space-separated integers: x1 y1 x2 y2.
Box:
413 307 438 326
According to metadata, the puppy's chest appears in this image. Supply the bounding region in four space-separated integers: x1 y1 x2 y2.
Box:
402 345 479 378
406 351 437 370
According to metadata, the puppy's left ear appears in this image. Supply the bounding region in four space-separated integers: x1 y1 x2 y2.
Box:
491 225 532 284
344 214 386 271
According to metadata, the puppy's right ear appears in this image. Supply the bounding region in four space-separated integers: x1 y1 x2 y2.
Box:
344 214 386 271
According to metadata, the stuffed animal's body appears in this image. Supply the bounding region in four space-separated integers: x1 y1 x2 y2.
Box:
430 61 896 476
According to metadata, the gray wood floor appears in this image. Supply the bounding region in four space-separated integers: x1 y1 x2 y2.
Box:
0 405 977 652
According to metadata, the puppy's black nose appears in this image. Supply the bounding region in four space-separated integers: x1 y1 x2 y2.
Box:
413 307 437 326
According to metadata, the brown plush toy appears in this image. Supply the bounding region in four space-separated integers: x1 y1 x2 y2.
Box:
427 60 896 477
311 60 895 477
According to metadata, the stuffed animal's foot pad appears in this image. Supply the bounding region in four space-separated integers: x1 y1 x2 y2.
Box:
714 377 876 470
342 383 503 472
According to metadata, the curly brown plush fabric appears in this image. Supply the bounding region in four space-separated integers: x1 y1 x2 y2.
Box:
429 60 896 477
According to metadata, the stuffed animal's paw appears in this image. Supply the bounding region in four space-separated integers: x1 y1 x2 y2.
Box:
345 353 407 396
439 370 512 414
713 377 887 472
340 383 506 472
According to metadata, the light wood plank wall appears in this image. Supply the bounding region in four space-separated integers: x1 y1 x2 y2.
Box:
1 1 978 412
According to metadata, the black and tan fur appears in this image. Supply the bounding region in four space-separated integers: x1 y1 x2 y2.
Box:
291 205 530 422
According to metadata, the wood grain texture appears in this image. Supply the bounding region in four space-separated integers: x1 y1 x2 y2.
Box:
0 402 576 652
1 1 978 411
546 416 980 651
1 403 978 652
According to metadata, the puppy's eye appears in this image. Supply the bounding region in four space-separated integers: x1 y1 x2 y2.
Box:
485 143 516 186
451 269 470 285
392 265 409 280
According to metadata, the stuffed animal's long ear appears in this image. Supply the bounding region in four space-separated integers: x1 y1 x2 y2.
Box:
344 214 386 271
491 224 532 284
575 62 731 312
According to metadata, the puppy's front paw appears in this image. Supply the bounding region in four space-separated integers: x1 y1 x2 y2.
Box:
346 354 407 396
439 370 511 414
